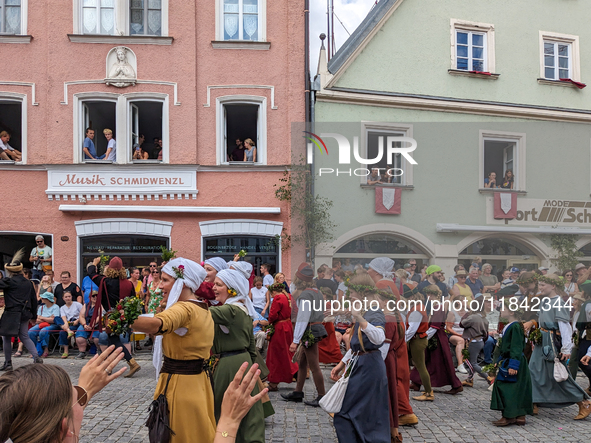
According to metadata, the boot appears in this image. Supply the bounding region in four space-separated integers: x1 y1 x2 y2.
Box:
515 416 526 426
443 385 464 395
398 413 419 426
281 391 304 403
304 395 323 407
462 379 473 387
412 391 434 401
574 401 591 420
124 358 141 378
532 404 538 415
0 361 13 371
266 382 279 392
487 376 495 386
409 382 421 391
493 417 516 427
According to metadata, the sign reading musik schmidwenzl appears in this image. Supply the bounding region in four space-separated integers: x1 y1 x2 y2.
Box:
487 197 591 226
45 167 197 198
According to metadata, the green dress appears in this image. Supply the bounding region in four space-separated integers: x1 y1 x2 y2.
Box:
491 321 533 418
210 303 266 443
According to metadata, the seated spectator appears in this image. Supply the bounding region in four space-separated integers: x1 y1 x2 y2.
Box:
82 128 105 160
98 331 132 355
36 274 53 302
484 171 498 188
243 138 256 162
0 131 22 161
250 276 270 318
28 292 63 357
82 263 99 304
153 137 163 160
58 291 83 358
231 138 245 161
74 291 102 359
53 271 83 306
252 310 269 352
500 169 514 189
367 168 382 185
132 134 149 160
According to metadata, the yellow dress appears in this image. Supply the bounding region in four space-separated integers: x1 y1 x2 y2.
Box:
154 301 216 443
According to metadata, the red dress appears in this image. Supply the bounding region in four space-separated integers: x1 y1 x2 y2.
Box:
318 321 344 364
266 293 298 384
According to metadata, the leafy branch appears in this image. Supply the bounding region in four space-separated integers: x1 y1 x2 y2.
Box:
550 234 583 273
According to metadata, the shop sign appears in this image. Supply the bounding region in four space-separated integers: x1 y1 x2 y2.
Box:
487 197 591 226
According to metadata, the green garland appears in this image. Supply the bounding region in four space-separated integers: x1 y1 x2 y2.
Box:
104 296 144 336
515 274 538 286
345 282 397 301
528 328 542 346
301 329 316 348
427 335 438 351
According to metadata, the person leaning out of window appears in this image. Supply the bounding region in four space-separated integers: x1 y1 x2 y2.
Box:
132 134 149 160
103 129 117 162
243 138 256 162
500 169 514 189
484 171 498 188
0 131 22 161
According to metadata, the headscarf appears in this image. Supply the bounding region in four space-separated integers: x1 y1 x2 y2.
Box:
216 269 257 318
204 257 228 273
153 258 207 378
228 261 253 280
368 257 395 279
426 265 442 275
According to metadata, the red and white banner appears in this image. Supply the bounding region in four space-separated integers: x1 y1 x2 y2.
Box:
494 192 517 219
375 187 401 215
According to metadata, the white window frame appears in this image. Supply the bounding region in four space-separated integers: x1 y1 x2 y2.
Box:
0 0 27 35
73 92 168 164
539 31 580 81
73 0 168 36
0 93 27 164
360 122 413 186
450 19 495 73
216 95 267 165
215 0 266 42
479 130 526 192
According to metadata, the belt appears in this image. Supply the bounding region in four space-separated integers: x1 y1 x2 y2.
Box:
309 322 323 326
357 349 380 356
541 328 561 335
276 319 290 324
161 356 207 375
218 349 248 359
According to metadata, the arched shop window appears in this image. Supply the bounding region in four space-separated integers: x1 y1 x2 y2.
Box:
334 234 429 271
204 236 278 277
80 235 169 276
0 233 52 278
460 238 540 277
577 242 591 266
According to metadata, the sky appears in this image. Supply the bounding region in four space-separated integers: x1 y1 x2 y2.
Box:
309 0 377 73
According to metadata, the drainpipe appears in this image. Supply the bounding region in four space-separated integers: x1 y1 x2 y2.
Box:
304 0 313 263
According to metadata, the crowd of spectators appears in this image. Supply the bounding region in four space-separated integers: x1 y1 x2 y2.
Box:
484 169 514 189
82 129 163 162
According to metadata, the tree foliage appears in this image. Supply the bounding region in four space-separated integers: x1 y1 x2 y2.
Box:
550 234 583 273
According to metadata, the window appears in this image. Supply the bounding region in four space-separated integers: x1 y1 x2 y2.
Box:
0 97 24 163
450 19 495 73
82 0 115 35
360 123 413 186
0 0 21 34
539 32 580 82
130 0 162 36
480 131 526 191
75 93 167 164
216 0 266 42
217 96 267 165
204 235 278 277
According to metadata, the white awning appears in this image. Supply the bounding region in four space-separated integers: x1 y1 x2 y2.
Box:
437 223 591 235
60 205 280 214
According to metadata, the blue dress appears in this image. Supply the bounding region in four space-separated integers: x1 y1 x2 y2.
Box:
334 309 390 443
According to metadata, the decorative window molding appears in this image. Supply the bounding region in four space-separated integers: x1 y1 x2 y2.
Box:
75 217 173 237
0 92 27 164
72 91 169 164
199 219 283 237
67 34 172 45
216 95 267 165
204 85 277 109
72 0 169 38
359 122 413 186
539 31 580 82
61 80 180 106
215 0 266 42
450 19 495 74
211 40 270 50
479 130 526 192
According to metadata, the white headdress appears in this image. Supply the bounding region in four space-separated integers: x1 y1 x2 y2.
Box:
228 261 253 280
216 269 257 318
153 258 206 377
204 257 228 273
369 257 395 279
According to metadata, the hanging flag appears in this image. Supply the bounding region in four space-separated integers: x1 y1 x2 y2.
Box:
494 192 517 219
375 187 401 214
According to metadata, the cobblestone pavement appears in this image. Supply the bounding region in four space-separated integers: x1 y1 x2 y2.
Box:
6 354 591 442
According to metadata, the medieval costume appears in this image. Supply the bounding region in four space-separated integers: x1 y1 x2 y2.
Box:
196 257 228 305
334 309 389 443
151 259 216 443
574 282 591 390
210 269 268 443
318 320 345 364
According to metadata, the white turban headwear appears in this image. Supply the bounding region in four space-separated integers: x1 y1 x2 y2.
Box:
228 261 253 280
153 258 206 378
204 257 228 273
369 257 395 279
216 269 257 318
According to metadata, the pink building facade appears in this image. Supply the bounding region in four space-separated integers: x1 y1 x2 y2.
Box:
0 1 304 282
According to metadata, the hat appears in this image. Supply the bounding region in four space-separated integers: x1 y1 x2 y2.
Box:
425 265 442 275
402 283 419 299
108 257 123 270
455 270 469 278
4 247 26 273
40 292 55 302
579 280 591 294
403 263 411 269
510 267 520 273
539 266 549 271
295 263 314 282
497 284 519 297
573 292 586 302
575 263 586 271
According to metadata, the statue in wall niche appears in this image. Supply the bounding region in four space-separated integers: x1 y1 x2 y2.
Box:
105 46 137 88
